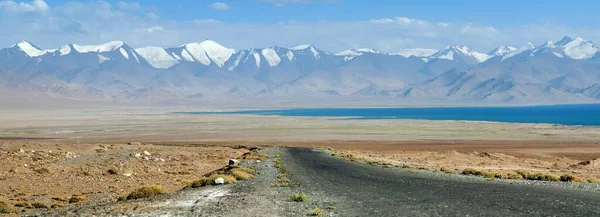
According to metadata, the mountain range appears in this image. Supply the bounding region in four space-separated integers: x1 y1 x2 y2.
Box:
1 36 599 105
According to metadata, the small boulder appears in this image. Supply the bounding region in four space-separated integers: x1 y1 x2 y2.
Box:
214 177 225 185
143 151 152 156
228 159 239 166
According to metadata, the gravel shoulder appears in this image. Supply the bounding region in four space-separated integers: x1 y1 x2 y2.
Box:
34 147 600 216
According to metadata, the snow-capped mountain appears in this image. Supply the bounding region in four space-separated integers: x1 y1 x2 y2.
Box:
1 36 600 105
392 48 438 58
429 45 491 64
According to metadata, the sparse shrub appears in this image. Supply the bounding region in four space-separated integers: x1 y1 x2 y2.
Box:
506 173 523 180
191 174 237 188
306 208 323 216
125 185 167 200
51 203 66 209
587 178 599 183
32 202 49 209
69 195 86 204
13 201 31 208
462 168 484 176
0 201 16 214
527 173 560 181
440 167 454 173
560 174 582 182
52 196 70 202
277 175 291 185
327 204 336 210
291 193 309 202
230 169 254 180
234 167 255 174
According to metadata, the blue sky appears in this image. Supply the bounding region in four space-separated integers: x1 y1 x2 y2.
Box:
1 0 599 52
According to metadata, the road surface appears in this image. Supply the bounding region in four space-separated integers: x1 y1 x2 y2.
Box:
281 147 600 216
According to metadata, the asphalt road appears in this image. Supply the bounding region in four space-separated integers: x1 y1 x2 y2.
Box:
281 147 600 217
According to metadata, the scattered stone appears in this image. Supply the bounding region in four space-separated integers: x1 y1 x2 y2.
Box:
65 152 77 158
229 159 240 165
578 158 600 168
128 142 142 146
18 148 25 153
143 151 151 156
130 153 142 158
214 177 225 185
122 172 132 177
159 158 166 162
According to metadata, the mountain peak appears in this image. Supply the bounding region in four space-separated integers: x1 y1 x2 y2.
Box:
72 41 126 53
335 48 380 56
289 44 313 50
432 45 490 62
12 40 55 57
488 46 517 56
392 48 437 58
178 39 235 67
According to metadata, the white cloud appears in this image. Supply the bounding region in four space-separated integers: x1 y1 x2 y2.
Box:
192 19 223 25
369 17 428 26
257 0 336 6
1 1 599 55
116 1 141 11
209 2 230 10
0 0 48 13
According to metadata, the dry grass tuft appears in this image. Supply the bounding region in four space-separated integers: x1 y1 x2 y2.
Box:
125 185 167 200
587 178 599 183
440 167 454 173
191 174 237 188
32 202 50 209
291 193 309 202
277 175 291 185
306 208 323 216
0 201 17 214
52 196 70 202
69 195 86 204
230 169 254 180
560 174 582 182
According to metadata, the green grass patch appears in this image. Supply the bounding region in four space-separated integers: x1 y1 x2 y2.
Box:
291 193 309 202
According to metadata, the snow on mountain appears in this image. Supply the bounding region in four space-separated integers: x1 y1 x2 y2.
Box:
430 45 491 63
488 46 517 56
261 48 281 67
391 48 438 58
289 44 321 59
135 46 179 69
336 48 381 61
13 41 56 57
551 36 598 59
167 40 235 67
336 48 380 56
501 42 535 61
72 41 126 53
1 36 600 104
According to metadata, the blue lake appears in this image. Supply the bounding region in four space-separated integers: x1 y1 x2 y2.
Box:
176 104 600 126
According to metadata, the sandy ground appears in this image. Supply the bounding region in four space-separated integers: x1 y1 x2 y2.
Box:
1 108 600 214
0 140 246 215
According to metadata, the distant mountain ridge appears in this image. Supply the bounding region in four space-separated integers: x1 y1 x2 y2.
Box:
1 36 599 105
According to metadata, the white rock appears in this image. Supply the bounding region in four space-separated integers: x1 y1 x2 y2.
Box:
122 173 132 177
143 151 151 156
228 159 239 165
18 148 25 153
214 177 225 185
